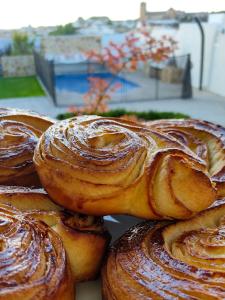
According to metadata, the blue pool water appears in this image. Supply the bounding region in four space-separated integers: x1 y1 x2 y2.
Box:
55 72 139 94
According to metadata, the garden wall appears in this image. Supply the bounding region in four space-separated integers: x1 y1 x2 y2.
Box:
1 55 35 77
41 36 101 62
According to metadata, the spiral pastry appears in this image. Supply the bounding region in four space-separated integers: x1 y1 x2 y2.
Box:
0 107 54 130
34 115 216 219
0 186 111 282
0 204 73 300
102 203 225 299
0 108 53 187
147 119 225 198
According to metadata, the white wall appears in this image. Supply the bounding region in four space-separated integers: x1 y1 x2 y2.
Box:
176 23 218 89
208 33 225 96
151 22 225 97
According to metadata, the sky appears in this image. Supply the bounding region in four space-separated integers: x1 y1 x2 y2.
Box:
0 0 224 29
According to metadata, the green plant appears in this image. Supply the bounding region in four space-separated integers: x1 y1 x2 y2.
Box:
11 32 33 55
57 109 189 121
50 23 77 36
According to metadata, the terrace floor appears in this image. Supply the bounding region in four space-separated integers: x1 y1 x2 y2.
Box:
0 88 224 125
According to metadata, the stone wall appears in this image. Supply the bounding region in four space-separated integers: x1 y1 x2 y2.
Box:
41 35 101 61
1 55 35 77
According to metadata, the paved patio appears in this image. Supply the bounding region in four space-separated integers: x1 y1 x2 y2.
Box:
0 88 224 125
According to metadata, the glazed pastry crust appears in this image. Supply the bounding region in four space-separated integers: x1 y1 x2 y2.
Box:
0 186 110 282
147 119 225 197
0 204 74 300
0 108 53 187
34 115 216 219
102 202 225 299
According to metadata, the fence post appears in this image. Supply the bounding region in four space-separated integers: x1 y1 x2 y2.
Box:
49 60 57 105
194 17 205 91
182 54 192 99
155 67 159 100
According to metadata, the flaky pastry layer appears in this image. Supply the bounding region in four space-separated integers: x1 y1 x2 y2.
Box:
34 115 216 219
0 204 73 300
0 186 110 282
102 202 225 299
0 108 53 187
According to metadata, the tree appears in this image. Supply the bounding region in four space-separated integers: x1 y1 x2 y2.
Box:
71 77 122 114
69 27 177 114
11 32 33 55
50 23 77 36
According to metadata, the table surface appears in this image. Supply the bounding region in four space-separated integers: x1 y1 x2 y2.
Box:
76 215 142 300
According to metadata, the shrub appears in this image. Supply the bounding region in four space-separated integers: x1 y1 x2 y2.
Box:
56 109 189 121
49 23 77 36
11 32 33 55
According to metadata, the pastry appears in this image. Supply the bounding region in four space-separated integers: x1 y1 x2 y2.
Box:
34 115 216 219
147 119 225 197
102 202 225 299
0 204 74 300
0 107 53 130
0 186 110 282
0 108 53 187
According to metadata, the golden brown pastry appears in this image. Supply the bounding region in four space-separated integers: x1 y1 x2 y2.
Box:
102 202 225 299
34 115 216 220
0 108 53 187
0 186 110 282
147 119 225 198
0 107 54 130
0 204 74 300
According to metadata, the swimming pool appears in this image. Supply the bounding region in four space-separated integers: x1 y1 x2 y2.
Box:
55 72 139 94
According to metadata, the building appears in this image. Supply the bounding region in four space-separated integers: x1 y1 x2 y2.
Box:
140 2 147 22
139 2 183 21
139 2 208 23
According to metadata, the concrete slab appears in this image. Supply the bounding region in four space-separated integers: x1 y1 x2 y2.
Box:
0 88 224 126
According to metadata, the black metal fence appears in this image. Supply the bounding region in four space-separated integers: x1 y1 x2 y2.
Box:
148 54 192 100
34 52 192 107
33 51 56 104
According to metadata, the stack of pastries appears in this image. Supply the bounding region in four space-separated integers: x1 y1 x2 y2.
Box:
0 109 110 299
1 109 225 299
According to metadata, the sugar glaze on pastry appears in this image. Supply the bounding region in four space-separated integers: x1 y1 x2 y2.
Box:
34 115 216 219
102 203 225 299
